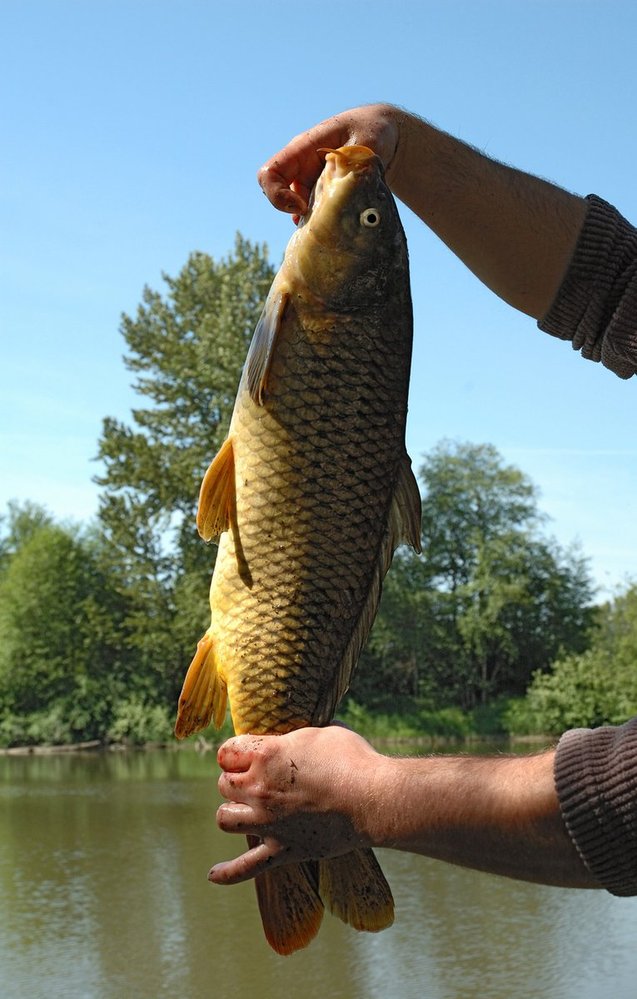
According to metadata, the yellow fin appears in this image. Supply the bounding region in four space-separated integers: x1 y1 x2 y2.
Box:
245 285 289 405
389 453 422 555
318 848 394 932
196 436 235 542
253 853 324 956
174 632 227 739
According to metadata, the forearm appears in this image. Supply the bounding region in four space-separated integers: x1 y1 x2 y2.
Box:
367 750 597 888
211 728 598 889
385 105 588 319
258 102 588 320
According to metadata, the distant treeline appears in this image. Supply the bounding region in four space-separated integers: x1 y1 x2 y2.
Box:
1 238 635 747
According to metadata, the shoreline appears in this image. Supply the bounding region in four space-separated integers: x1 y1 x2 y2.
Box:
0 731 553 757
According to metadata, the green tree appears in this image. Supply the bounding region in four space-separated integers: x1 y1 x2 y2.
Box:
417 442 594 707
351 549 437 711
420 440 541 589
0 506 130 744
353 441 594 712
0 500 53 575
517 584 637 733
95 237 276 705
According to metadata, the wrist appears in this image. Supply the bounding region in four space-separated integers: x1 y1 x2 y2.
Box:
353 752 405 849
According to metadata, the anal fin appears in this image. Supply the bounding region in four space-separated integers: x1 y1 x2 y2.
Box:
174 632 227 739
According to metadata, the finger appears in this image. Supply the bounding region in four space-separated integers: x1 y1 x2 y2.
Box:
208 838 290 886
257 160 310 215
217 769 258 804
216 801 260 831
217 734 263 772
257 123 345 213
217 769 240 801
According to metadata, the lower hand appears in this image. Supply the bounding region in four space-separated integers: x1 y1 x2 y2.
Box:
209 725 382 885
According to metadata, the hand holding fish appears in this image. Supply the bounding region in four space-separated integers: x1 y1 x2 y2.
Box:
210 726 382 885
212 729 599 891
257 103 401 217
259 102 587 319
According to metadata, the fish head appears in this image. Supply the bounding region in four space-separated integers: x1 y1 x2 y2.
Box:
288 145 408 311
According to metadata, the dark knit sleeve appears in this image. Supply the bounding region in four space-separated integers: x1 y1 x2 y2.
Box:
554 719 637 895
538 195 637 378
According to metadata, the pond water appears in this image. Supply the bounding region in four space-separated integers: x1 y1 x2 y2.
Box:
1 747 636 999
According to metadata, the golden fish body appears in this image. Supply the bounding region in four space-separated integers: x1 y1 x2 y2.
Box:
175 146 421 954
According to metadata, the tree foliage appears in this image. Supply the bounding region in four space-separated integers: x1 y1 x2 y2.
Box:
0 235 610 745
352 441 595 711
515 585 637 733
0 506 131 742
95 237 276 703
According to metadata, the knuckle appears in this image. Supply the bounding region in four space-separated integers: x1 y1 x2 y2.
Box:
252 780 273 804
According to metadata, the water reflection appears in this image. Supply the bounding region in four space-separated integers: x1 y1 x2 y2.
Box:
1 750 636 999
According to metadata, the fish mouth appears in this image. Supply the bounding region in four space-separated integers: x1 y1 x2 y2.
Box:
295 144 382 232
317 145 379 180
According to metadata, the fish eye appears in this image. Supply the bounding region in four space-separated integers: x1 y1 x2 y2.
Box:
360 208 381 228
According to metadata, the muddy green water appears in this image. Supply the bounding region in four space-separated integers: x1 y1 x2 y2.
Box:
1 748 636 999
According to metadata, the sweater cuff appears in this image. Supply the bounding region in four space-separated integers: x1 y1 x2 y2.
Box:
539 195 637 379
555 720 637 896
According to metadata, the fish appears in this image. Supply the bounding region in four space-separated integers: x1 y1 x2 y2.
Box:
174 145 422 955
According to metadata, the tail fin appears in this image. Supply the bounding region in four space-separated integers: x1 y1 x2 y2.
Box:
174 632 227 739
319 848 394 932
253 844 325 955
254 845 394 956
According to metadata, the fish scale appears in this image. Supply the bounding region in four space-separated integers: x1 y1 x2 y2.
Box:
175 145 421 955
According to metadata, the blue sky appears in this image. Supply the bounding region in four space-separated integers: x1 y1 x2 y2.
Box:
2 0 636 596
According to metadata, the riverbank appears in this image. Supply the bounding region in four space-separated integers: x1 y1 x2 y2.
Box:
0 730 552 757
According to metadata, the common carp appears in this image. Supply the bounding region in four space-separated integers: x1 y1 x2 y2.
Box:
175 145 421 954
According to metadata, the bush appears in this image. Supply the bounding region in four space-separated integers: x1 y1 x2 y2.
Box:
521 648 637 734
107 696 174 746
501 696 548 737
0 706 73 747
336 699 471 742
418 706 470 739
509 584 637 735
469 699 511 736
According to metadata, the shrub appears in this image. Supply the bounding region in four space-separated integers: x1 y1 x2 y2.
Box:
107 696 174 746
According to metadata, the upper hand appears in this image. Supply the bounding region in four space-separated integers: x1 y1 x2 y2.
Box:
257 103 402 217
209 725 383 885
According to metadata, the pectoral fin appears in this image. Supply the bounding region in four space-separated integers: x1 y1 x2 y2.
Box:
245 285 289 405
196 436 235 542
